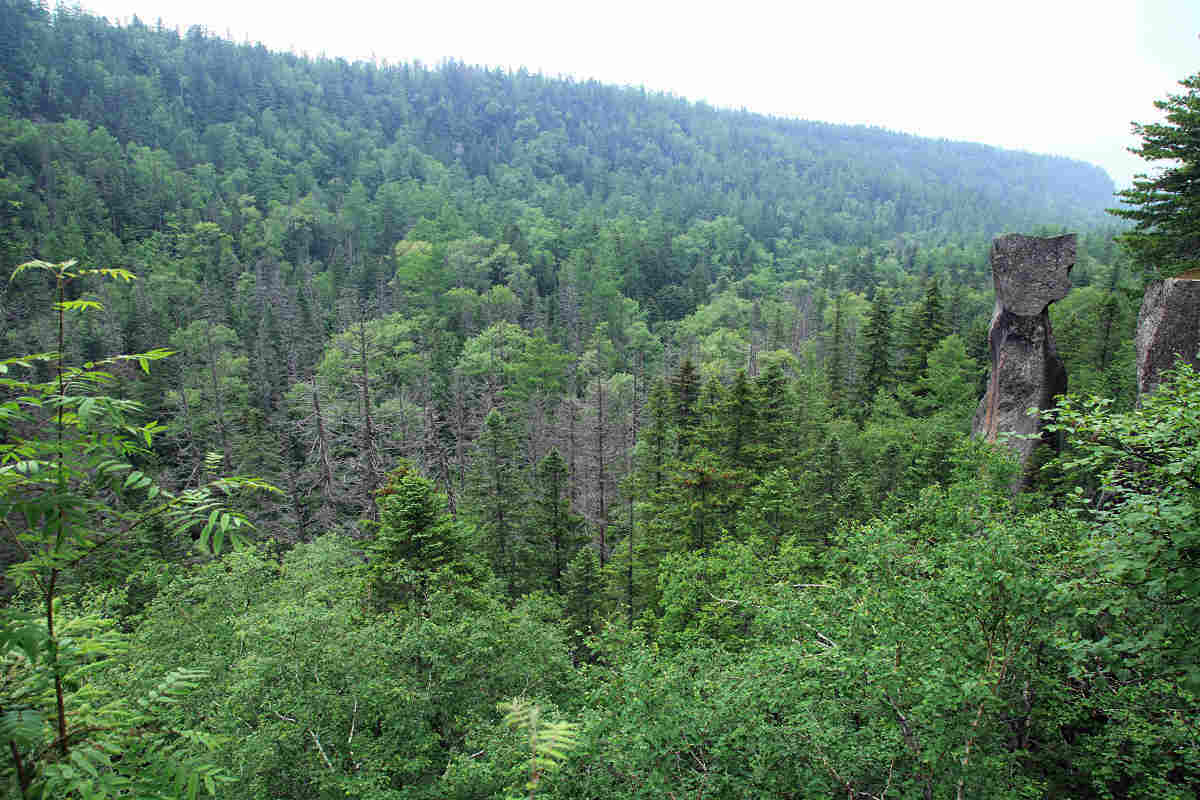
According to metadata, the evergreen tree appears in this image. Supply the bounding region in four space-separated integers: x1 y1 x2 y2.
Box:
720 370 761 471
693 376 728 457
367 461 465 607
855 287 895 414
754 360 793 471
1111 72 1200 278
901 278 949 378
670 357 700 452
736 467 804 556
530 448 585 593
562 546 603 663
464 408 529 594
826 292 847 413
633 379 674 494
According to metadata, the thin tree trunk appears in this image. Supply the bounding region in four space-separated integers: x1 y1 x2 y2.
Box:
355 313 379 519
202 319 234 472
595 381 607 566
311 376 335 499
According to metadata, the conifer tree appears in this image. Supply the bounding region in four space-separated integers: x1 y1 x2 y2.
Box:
693 376 728 457
670 357 700 452
464 408 529 594
825 292 847 414
855 288 895 413
367 460 466 607
530 448 585 593
622 380 675 621
633 379 674 495
562 546 603 663
902 278 949 377
754 359 798 471
721 370 761 470
1110 72 1200 278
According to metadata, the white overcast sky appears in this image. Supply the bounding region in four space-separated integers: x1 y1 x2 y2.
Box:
77 0 1200 189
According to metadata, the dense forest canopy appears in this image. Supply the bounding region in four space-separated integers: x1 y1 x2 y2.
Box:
3 1 1197 798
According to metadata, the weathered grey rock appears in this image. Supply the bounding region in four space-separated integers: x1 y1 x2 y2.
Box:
1136 276 1200 400
972 234 1075 487
991 234 1076 315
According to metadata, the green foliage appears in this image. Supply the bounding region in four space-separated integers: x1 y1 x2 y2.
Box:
498 697 580 799
901 277 949 377
1042 363 1200 689
121 537 577 800
1 259 272 799
463 409 531 594
0 10 1166 797
530 449 585 593
1111 72 1200 278
367 460 480 608
0 609 230 799
855 287 895 413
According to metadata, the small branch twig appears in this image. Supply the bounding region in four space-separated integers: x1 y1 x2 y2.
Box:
309 729 334 771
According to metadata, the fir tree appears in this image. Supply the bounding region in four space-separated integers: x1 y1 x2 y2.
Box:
721 370 762 470
902 279 949 378
670 357 700 452
530 448 585 593
367 461 464 607
855 287 895 414
1111 72 1200 278
562 546 603 663
826 292 847 413
464 408 529 594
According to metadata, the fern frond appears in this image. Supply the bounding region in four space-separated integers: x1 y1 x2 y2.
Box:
139 667 209 710
499 697 580 797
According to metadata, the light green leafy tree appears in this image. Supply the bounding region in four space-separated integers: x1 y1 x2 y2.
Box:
0 260 275 799
1042 363 1200 690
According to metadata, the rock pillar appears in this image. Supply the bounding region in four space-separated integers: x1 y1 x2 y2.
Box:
972 233 1075 486
1135 274 1200 400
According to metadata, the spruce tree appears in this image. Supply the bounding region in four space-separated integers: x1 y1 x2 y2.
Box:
1110 72 1200 278
464 408 529 594
367 461 465 607
634 379 674 494
562 546 603 664
826 292 847 413
670 357 700 453
694 376 728 457
530 448 585 593
901 279 949 378
855 287 895 413
721 370 762 470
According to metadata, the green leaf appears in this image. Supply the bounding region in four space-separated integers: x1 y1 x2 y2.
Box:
71 749 100 778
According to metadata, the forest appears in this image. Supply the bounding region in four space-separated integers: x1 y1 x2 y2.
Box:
0 0 1197 797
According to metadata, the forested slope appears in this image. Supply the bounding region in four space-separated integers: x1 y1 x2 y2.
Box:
4 2 1194 798
1 1 1114 310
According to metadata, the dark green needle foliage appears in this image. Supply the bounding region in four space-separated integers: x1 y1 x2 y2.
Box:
1112 72 1200 278
367 459 474 607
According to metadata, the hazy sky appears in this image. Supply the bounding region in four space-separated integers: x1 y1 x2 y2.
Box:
79 0 1200 189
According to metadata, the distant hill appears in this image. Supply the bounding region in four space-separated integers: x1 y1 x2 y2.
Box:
0 2 1113 276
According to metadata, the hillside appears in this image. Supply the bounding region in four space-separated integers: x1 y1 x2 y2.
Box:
1 3 1114 315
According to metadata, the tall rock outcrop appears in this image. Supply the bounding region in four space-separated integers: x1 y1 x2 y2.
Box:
972 233 1075 486
1135 274 1200 400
